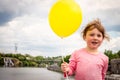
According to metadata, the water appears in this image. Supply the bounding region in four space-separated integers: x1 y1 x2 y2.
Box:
0 68 74 80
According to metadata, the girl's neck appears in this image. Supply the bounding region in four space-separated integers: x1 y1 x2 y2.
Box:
85 47 98 54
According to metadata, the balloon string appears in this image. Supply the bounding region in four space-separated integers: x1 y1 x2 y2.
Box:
60 37 69 80
62 55 65 62
61 37 64 63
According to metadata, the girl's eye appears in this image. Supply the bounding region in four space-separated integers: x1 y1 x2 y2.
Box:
90 34 94 36
97 34 102 37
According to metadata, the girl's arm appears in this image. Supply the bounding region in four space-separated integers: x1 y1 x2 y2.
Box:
102 57 109 80
67 51 77 75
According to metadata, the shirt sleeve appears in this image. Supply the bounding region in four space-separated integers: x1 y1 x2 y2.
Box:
102 56 109 80
68 51 77 76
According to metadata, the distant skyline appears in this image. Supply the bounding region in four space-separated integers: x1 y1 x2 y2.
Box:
0 0 120 57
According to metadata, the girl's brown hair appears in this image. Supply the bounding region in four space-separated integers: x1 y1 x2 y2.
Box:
82 19 110 41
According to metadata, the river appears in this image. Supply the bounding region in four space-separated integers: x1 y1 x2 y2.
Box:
0 68 74 80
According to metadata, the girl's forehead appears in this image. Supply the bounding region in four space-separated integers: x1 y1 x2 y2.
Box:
87 28 102 34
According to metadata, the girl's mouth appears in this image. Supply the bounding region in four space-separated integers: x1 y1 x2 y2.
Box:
91 41 98 45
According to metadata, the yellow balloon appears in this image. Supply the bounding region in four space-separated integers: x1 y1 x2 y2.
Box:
49 0 82 38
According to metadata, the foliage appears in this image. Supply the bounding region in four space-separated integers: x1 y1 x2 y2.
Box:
0 52 62 67
104 50 120 62
64 55 71 63
0 50 120 67
59 55 71 67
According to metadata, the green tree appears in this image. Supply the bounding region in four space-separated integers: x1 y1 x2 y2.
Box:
64 55 71 63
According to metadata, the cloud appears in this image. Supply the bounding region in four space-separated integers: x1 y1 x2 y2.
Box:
77 0 120 32
0 0 55 26
97 8 120 32
0 12 15 25
0 0 23 25
108 37 120 52
0 0 119 57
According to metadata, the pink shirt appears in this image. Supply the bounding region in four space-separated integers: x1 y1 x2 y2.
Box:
68 48 108 80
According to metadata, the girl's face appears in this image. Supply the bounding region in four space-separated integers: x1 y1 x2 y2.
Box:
84 28 103 50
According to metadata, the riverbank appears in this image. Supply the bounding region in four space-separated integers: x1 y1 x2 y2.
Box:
47 63 61 72
47 64 120 80
105 74 120 80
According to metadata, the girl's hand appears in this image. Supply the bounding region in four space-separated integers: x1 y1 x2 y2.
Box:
61 62 69 73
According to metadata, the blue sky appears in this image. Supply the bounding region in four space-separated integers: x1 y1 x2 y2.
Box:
0 0 120 57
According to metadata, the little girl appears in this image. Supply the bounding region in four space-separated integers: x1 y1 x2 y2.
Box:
61 19 109 80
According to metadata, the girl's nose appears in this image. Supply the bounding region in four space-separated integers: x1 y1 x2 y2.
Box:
93 35 98 39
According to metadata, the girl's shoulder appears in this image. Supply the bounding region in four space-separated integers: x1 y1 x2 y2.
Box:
98 52 109 62
98 52 108 58
70 48 85 61
71 48 85 56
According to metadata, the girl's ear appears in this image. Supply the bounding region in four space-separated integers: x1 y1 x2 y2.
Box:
83 35 86 40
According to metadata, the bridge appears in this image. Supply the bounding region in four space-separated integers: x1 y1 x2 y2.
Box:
36 60 61 65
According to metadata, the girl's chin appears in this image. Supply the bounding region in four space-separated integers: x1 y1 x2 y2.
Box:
90 46 99 49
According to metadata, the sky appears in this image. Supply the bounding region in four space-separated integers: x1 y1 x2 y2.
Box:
0 0 120 57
